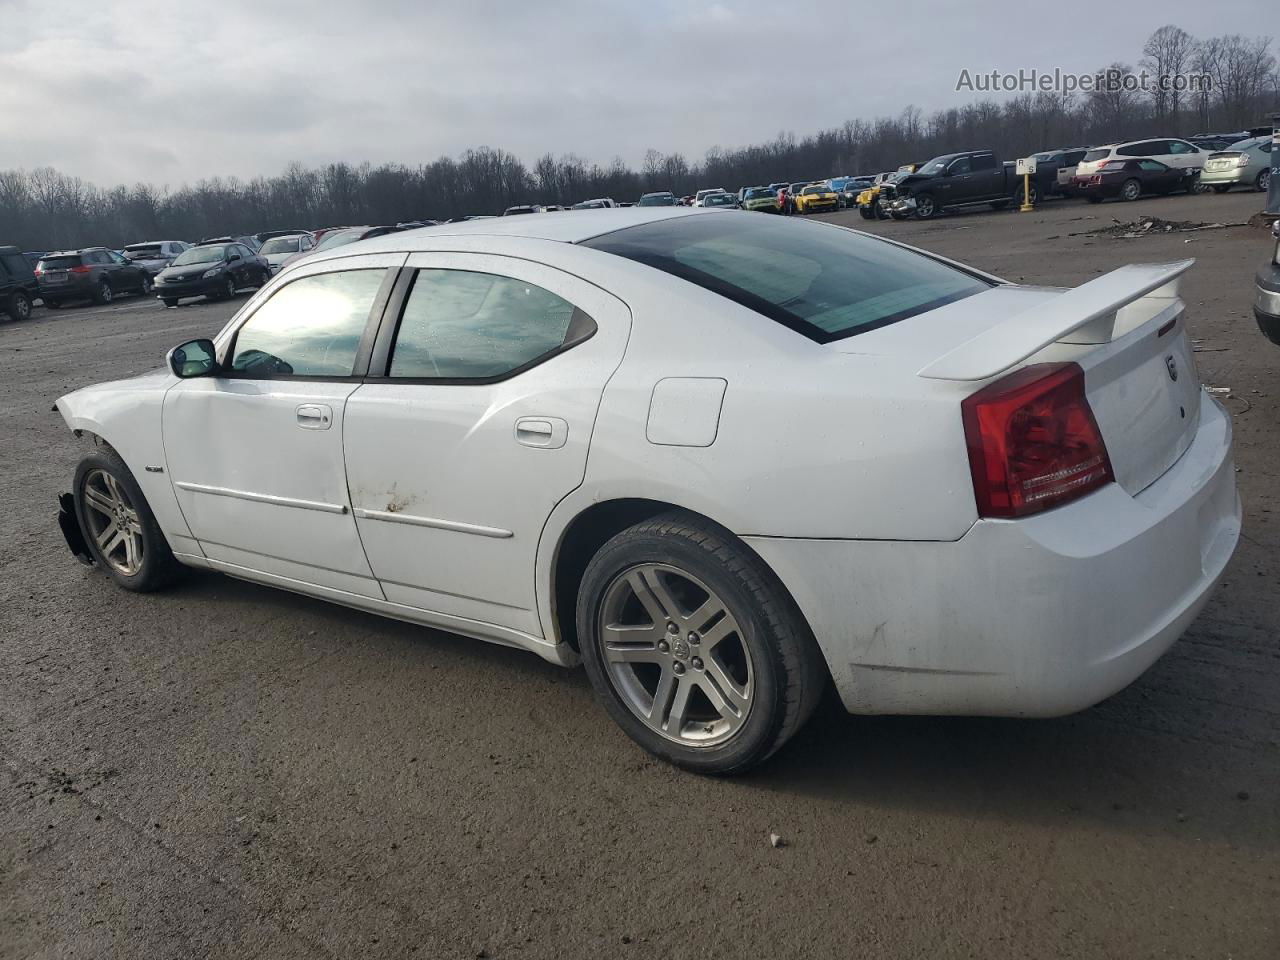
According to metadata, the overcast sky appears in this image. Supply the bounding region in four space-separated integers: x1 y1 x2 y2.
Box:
0 0 1269 188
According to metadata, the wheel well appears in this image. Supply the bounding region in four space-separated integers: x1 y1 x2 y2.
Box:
549 498 817 662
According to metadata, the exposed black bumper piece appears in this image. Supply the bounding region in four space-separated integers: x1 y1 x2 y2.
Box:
1255 262 1280 346
58 492 94 566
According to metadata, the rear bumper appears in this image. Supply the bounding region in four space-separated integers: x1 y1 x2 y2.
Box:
746 390 1240 717
1199 168 1247 186
38 278 95 299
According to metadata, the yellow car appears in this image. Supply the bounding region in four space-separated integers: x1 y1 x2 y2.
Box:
793 183 839 214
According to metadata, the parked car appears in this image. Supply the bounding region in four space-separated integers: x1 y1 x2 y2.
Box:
693 188 729 207
741 186 780 213
0 245 40 320
1188 134 1249 152
1074 158 1194 203
52 208 1239 774
258 232 316 274
122 241 191 276
855 172 897 219
1073 139 1208 185
35 248 153 307
199 235 262 253
1199 137 1273 194
637 192 678 207
1031 148 1092 197
1255 219 1280 346
153 242 269 306
838 177 873 208
882 150 1054 219
701 192 740 209
503 205 544 216
793 183 839 214
255 229 312 244
571 200 611 210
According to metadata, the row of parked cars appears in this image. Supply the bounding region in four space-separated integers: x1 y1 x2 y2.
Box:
855 132 1273 221
0 224 427 317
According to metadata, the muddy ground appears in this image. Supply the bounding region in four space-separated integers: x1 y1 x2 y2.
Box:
1 190 1277 959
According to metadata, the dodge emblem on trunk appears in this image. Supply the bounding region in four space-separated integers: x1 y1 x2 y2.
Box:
1165 356 1178 382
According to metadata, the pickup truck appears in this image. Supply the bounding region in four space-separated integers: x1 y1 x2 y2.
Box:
880 150 1056 219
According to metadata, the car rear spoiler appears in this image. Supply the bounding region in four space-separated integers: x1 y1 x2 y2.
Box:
917 259 1195 382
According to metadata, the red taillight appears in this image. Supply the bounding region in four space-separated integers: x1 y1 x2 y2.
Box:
68 265 91 274
961 362 1113 519
1089 174 1102 185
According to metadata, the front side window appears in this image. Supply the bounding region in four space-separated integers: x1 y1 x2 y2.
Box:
386 269 595 380
583 213 991 343
229 269 384 378
949 157 972 175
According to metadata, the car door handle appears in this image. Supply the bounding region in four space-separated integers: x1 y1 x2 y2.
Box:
515 417 567 449
296 403 333 430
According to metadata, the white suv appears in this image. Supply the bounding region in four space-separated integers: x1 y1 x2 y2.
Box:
1074 138 1207 180
693 188 729 207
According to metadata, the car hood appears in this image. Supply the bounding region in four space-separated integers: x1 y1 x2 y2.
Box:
55 367 174 427
263 251 297 265
158 264 220 280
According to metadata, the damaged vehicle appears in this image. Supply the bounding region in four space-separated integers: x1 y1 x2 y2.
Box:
54 208 1240 774
881 150 1055 219
1255 218 1280 346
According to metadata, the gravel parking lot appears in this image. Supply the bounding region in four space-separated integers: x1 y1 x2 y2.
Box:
2 193 1277 959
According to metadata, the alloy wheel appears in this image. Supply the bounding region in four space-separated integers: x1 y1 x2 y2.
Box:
81 468 144 576
916 196 935 218
597 562 754 747
99 282 113 302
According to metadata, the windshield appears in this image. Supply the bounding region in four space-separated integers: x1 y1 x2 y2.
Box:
918 157 953 175
260 236 302 254
172 245 227 265
313 229 363 251
801 185 829 195
704 194 735 205
583 214 990 343
745 188 773 199
638 194 676 206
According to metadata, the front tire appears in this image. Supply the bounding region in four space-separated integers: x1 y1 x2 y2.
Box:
858 205 875 220
73 446 183 592
212 276 236 301
93 280 113 305
162 297 178 308
138 275 152 296
577 512 827 775
912 193 937 219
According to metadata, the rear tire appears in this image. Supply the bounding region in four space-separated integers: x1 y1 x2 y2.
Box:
6 290 31 321
1258 170 1272 193
1120 178 1141 202
577 512 827 775
858 205 875 220
162 297 178 308
1086 195 1104 204
73 446 184 593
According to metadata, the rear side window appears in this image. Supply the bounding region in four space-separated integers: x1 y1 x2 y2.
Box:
2 254 29 277
386 269 595 380
582 213 991 343
970 153 996 171
229 269 385 378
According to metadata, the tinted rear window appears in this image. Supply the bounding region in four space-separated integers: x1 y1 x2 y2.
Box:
124 244 164 257
1082 149 1111 162
582 215 991 343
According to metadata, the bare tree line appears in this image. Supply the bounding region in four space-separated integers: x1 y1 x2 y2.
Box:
2 26 1275 251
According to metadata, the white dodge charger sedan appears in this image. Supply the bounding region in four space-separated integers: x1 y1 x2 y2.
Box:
55 208 1241 773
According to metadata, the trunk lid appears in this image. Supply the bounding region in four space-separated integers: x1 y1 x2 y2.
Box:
832 260 1201 496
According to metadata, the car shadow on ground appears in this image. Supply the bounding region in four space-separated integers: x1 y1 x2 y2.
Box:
155 568 1275 853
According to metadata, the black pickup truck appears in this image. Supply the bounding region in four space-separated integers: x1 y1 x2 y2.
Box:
880 150 1057 219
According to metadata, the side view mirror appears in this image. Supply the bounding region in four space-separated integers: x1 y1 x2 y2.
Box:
940 167 953 177
168 338 218 378
227 253 241 262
